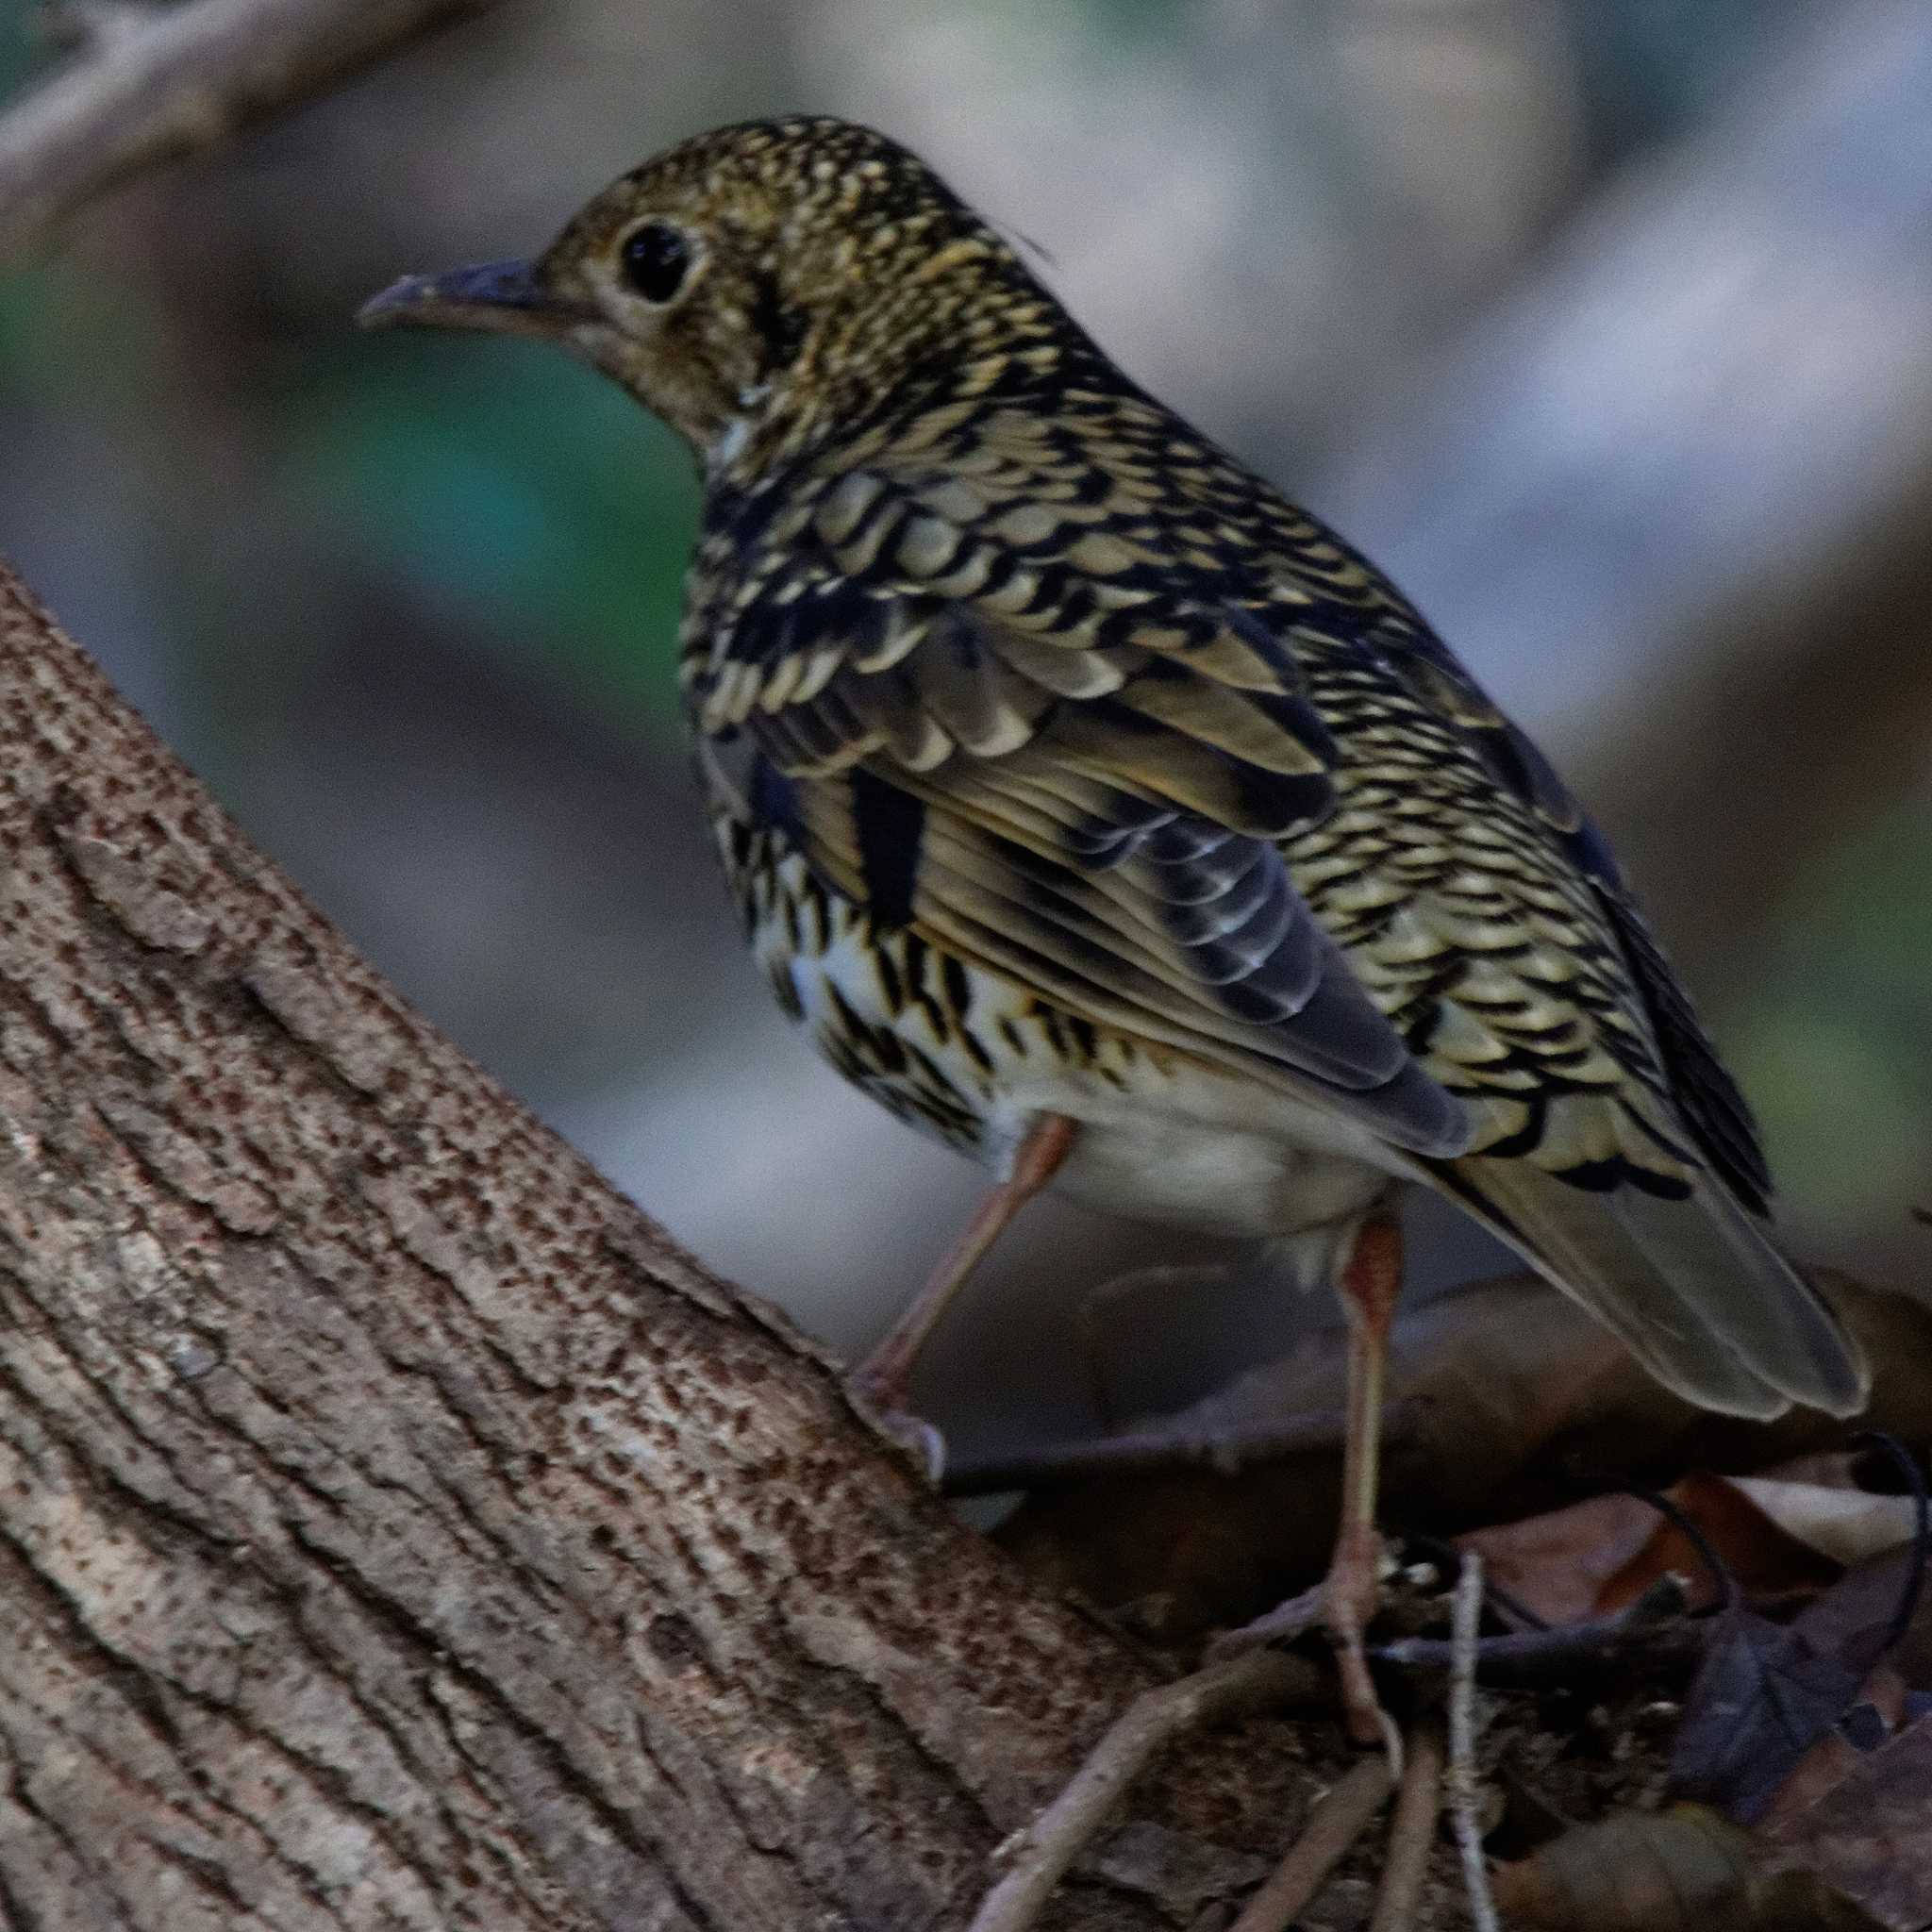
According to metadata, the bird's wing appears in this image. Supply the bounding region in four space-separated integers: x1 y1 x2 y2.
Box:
1383 623 1772 1211
688 460 1467 1157
691 440 1865 1419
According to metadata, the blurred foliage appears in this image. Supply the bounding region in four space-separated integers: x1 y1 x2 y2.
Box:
0 6 37 93
0 233 697 742
2 255 172 420
1568 0 1811 161
1742 805 1932 1231
0 0 1858 747
297 338 696 727
1015 0 1180 46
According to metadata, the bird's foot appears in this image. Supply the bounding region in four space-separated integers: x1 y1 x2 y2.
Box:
1324 1521 1402 1764
843 1371 948 1484
1209 1533 1401 1765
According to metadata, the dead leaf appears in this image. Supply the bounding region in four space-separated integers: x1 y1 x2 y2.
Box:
1459 1471 1840 1628
1456 1491 1669 1625
1671 1545 1932 1825
1790 1545 1932 1695
1670 1604 1872 1823
1758 1712 1932 1930
1757 1661 1913 1828
1490 1803 1885 1930
1729 1548 1932 1930
1601 1474 1844 1611
1730 1476 1920 1570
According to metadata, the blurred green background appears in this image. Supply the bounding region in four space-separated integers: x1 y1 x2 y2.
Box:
3 0 1928 1454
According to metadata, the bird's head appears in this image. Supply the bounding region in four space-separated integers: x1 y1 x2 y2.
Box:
359 117 1063 479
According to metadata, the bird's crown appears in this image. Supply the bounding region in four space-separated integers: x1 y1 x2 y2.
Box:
362 117 1074 478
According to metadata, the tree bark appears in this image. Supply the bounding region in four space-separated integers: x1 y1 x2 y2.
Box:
0 560 1322 1928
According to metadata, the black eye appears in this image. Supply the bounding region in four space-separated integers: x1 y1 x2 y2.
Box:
621 223 690 303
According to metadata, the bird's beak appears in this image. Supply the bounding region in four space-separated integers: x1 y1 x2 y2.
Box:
357 258 593 337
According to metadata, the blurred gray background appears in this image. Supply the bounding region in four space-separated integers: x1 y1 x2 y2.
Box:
4 0 1929 1460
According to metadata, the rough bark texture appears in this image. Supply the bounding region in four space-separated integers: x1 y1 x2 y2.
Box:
0 561 1324 1929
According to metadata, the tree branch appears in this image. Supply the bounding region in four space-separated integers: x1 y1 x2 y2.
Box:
0 558 1328 1927
965 1650 1322 1932
0 0 502 259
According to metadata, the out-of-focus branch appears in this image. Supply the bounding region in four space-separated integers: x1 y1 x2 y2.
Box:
1324 0 1932 985
0 0 502 259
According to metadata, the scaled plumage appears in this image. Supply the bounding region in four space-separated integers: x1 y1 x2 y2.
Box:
362 115 1866 1426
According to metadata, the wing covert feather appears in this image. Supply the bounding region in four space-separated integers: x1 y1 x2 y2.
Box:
691 460 1468 1155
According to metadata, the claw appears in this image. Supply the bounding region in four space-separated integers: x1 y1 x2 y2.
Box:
1324 1518 1390 1748
845 1374 948 1484
1211 1491 1402 1762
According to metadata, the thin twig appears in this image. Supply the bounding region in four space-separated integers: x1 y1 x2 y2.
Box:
1625 1487 1736 1612
966 1649 1318 1932
1373 1572 1695 1682
0 0 502 258
1226 1755 1393 1932
1206 1580 1325 1661
1369 1722 1444 1932
943 1397 1425 1499
1855 1430 1929 1654
1447 1556 1500 1932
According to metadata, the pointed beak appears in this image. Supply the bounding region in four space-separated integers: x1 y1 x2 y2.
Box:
357 257 594 336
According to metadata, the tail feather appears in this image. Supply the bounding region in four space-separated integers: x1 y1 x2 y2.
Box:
1440 1156 1869 1421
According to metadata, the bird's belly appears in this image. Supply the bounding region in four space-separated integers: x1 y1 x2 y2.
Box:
749 851 1404 1241
1007 1062 1401 1240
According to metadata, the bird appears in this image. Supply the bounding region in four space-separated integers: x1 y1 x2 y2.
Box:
360 114 1868 1744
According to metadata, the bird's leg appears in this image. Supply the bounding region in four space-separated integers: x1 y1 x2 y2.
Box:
1324 1207 1405 1751
848 1112 1077 1470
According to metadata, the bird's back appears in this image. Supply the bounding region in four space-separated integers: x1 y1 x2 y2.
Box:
685 337 1865 1420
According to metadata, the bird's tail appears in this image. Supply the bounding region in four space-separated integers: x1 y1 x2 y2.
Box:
1436 1155 1869 1420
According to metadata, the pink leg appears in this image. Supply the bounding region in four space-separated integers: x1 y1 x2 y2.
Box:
1324 1208 1404 1749
849 1113 1077 1430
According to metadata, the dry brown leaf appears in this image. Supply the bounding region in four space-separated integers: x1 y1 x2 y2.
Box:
1758 1662 1914 1828
1787 1545 1932 1694
1459 1470 1841 1627
1670 1603 1875 1822
1723 1548 1932 1929
1670 1544 1932 1825
1758 1713 1932 1930
1490 1804 1886 1930
1454 1491 1668 1625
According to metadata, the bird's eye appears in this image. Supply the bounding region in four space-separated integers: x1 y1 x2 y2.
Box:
621 223 691 303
